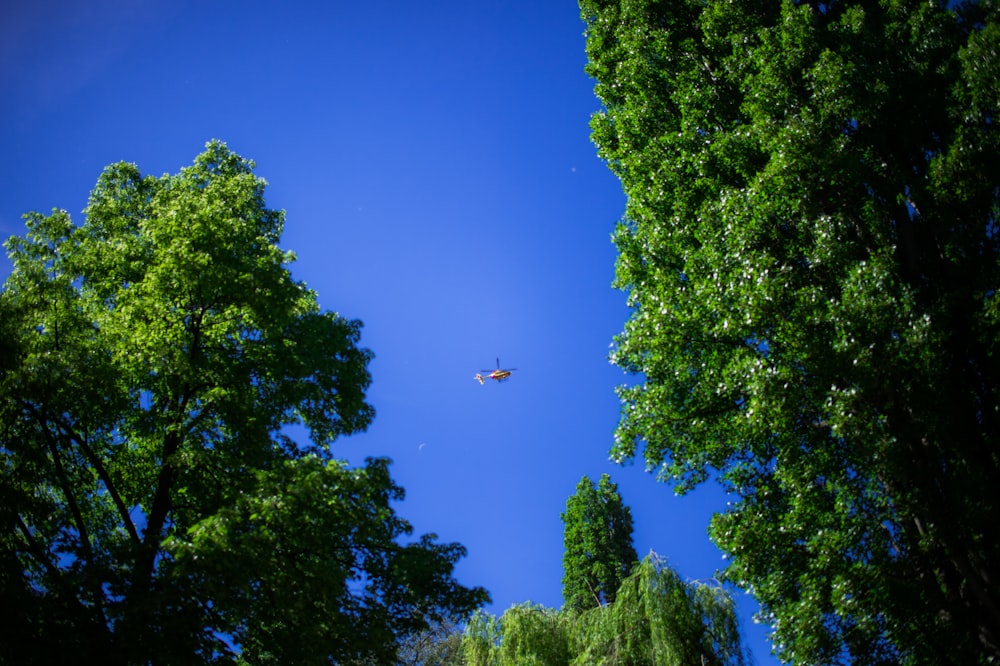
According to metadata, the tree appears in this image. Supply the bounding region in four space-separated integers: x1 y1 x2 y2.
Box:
581 0 1000 663
397 619 467 666
572 555 750 666
464 603 573 666
561 474 638 610
0 141 488 664
461 479 747 665
461 554 750 666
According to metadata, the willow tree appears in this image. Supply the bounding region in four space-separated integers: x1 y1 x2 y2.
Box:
462 555 749 666
0 142 488 665
561 474 638 611
572 555 749 666
581 0 1000 663
463 603 573 666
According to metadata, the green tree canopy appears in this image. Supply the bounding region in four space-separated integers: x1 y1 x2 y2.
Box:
460 478 747 665
581 0 1000 663
561 474 638 610
462 554 750 666
0 141 488 665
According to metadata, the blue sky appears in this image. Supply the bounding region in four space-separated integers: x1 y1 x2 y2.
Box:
1 1 778 663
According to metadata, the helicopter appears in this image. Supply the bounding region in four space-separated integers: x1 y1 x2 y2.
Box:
475 358 517 384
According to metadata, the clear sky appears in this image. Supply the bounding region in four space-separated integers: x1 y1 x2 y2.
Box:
1 2 778 663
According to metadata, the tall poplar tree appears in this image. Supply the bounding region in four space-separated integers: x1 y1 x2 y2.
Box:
0 142 488 665
581 0 1000 663
561 474 638 611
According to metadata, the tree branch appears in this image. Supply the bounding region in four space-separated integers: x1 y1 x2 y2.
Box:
21 400 140 547
15 514 61 580
39 415 109 629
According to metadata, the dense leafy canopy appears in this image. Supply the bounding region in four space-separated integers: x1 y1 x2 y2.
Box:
561 474 638 610
0 142 488 664
462 554 750 666
581 0 1000 663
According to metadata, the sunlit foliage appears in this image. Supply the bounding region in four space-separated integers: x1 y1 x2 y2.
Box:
561 474 638 610
0 142 488 664
581 0 1000 663
462 554 750 666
